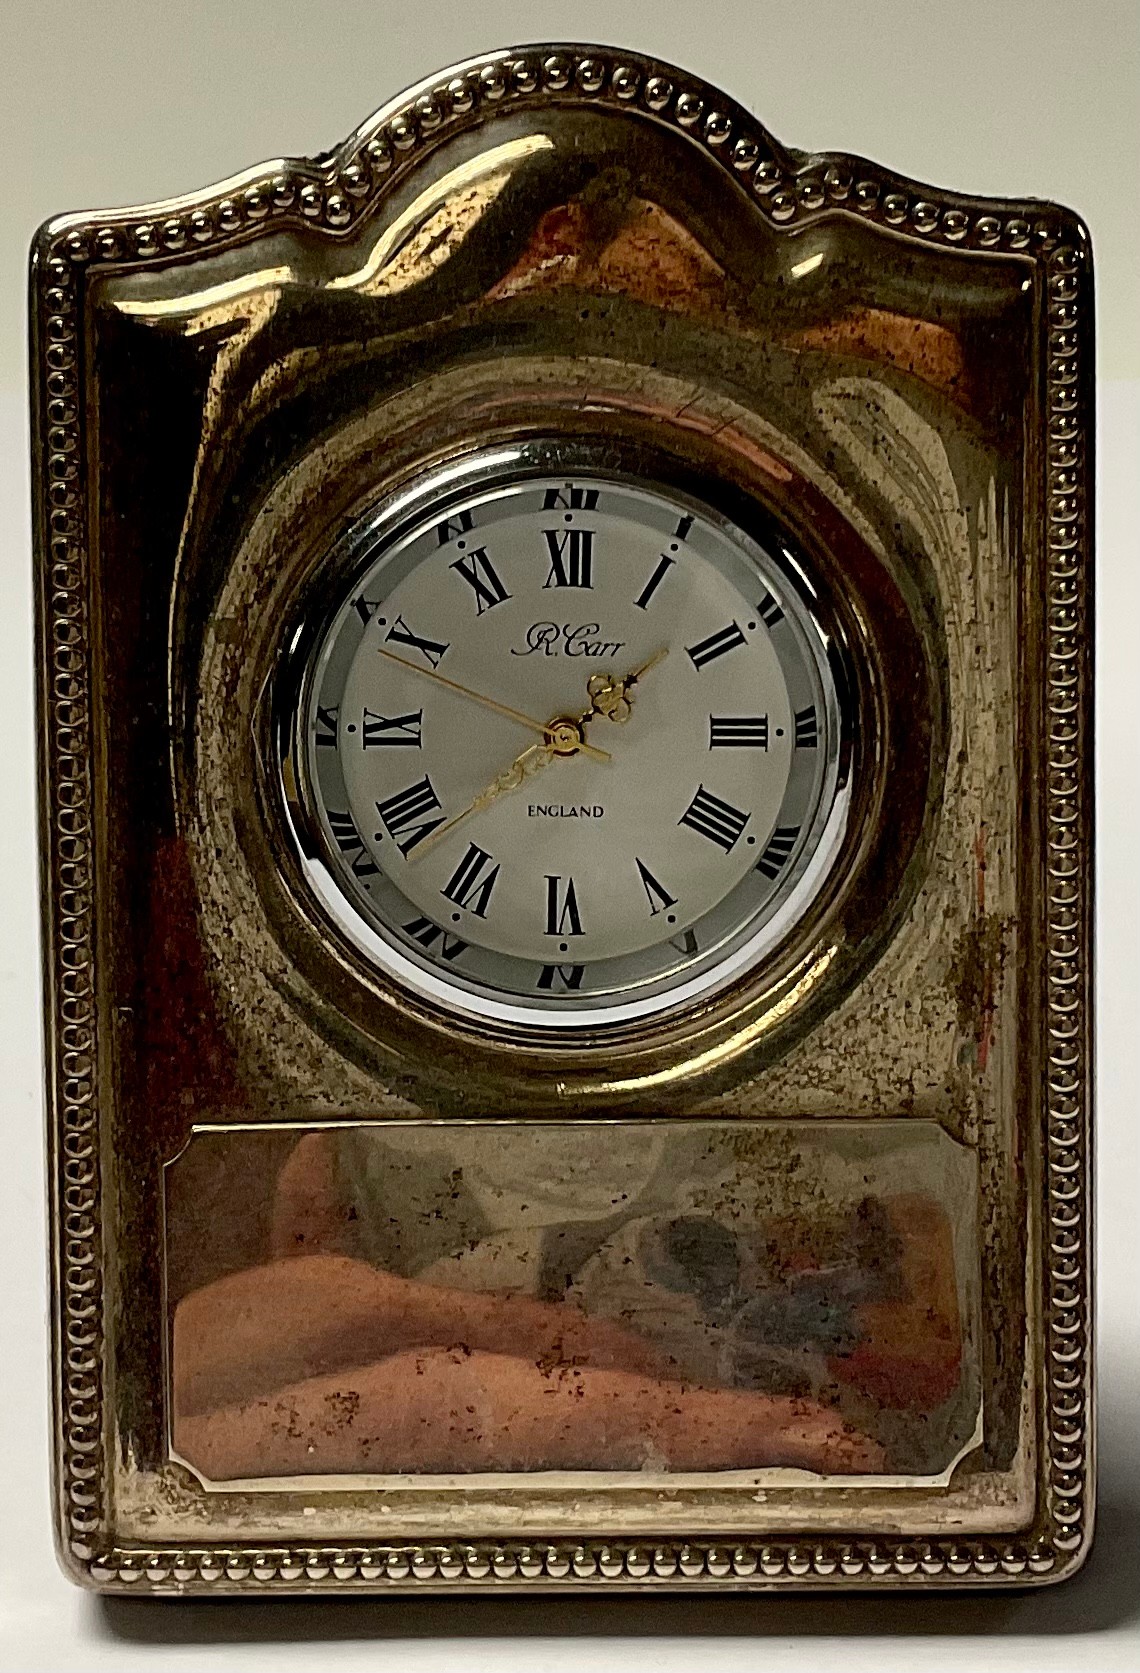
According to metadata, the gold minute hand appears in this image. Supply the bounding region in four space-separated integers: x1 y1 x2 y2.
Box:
412 741 555 859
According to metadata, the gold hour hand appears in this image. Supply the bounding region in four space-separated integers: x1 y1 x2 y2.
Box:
376 646 610 762
584 645 669 724
628 644 670 684
412 742 555 858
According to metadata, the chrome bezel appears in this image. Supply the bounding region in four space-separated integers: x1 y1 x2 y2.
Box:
275 437 855 1033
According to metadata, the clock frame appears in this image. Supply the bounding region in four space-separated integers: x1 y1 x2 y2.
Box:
31 44 1094 1594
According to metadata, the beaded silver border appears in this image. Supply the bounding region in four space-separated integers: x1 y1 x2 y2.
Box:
31 44 1093 1592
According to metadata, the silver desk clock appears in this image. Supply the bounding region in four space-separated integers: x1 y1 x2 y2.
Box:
30 45 1094 1594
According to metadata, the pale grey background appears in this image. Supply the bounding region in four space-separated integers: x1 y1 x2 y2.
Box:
1 1 1137 1667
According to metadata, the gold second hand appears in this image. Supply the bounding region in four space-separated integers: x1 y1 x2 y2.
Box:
375 645 611 763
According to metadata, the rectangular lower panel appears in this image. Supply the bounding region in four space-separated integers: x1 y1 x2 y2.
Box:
166 1118 982 1498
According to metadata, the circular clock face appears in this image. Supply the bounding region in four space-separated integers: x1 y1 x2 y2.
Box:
285 449 848 1029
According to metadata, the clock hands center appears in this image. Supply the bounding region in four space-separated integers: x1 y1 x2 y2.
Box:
403 646 669 863
375 645 611 763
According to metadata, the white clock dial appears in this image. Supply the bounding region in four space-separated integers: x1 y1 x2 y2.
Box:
288 449 847 1029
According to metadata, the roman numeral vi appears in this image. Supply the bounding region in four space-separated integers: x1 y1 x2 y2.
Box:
545 875 584 937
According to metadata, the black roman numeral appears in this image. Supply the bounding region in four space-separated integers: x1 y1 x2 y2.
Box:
384 615 449 668
545 875 584 937
709 714 768 749
794 706 819 748
375 776 444 855
757 590 784 628
678 785 750 852
542 484 599 511
403 916 467 961
352 595 382 627
634 553 675 611
538 963 584 991
326 810 379 878
362 708 422 748
543 528 594 588
636 858 677 917
686 622 747 670
315 705 339 748
441 842 500 918
450 547 511 615
436 508 474 546
756 825 801 880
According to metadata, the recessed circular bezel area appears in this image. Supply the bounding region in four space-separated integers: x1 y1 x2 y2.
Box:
275 439 855 1033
